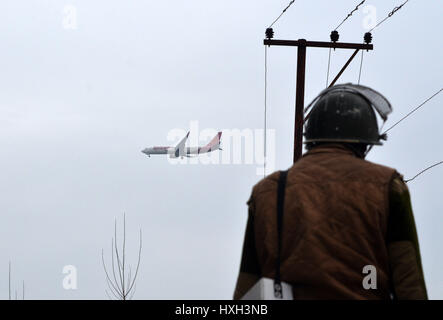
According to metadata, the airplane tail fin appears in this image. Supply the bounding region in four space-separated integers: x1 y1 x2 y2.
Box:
201 131 222 152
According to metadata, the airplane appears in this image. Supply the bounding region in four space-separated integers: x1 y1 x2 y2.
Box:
141 131 222 158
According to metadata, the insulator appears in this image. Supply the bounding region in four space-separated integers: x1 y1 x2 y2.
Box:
330 30 339 42
265 28 274 39
364 32 373 44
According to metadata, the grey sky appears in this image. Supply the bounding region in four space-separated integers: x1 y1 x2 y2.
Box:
0 1 442 299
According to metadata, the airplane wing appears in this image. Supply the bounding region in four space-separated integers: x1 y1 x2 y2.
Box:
174 131 190 157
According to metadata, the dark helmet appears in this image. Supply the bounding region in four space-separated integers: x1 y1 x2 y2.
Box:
304 84 392 146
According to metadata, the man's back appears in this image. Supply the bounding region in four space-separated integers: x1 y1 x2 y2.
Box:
234 144 427 299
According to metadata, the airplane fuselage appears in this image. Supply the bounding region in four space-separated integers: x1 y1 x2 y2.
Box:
141 146 215 157
142 131 222 158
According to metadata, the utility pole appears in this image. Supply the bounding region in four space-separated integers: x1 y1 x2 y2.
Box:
264 38 373 163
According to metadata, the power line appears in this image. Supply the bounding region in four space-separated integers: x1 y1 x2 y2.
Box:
325 48 332 87
369 0 410 33
326 1 371 88
269 0 296 28
406 161 443 183
334 0 366 31
357 50 364 84
383 87 443 134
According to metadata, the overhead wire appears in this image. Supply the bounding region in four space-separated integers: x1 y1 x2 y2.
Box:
383 88 443 134
357 51 364 84
334 0 366 31
325 48 332 87
264 1 297 176
268 0 296 28
365 0 442 184
382 87 442 183
406 161 443 183
369 0 410 33
326 1 366 87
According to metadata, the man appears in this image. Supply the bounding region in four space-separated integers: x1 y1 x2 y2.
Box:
234 84 427 300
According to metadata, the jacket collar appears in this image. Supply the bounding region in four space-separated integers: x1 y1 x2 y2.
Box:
303 143 357 158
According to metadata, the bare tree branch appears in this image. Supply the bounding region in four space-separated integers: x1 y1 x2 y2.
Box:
126 265 132 295
105 278 122 300
102 214 143 300
127 229 142 295
110 239 121 296
101 249 123 298
9 261 11 300
128 283 137 300
114 219 125 292
122 213 126 299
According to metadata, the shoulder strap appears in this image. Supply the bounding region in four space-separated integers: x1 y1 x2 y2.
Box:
274 170 288 298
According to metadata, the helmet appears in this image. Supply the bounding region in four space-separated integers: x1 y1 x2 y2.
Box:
304 84 392 146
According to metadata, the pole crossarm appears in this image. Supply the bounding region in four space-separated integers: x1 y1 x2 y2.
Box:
264 39 373 51
328 49 360 87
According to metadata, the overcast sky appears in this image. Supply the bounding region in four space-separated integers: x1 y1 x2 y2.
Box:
0 1 442 299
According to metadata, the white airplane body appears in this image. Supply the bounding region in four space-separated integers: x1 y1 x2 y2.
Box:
142 131 222 158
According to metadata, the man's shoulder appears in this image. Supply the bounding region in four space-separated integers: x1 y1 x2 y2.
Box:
390 174 409 195
357 158 408 192
357 157 400 178
250 171 282 198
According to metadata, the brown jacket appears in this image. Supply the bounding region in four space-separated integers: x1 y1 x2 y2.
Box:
234 144 427 299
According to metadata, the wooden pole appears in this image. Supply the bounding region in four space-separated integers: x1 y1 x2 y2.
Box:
294 40 306 162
